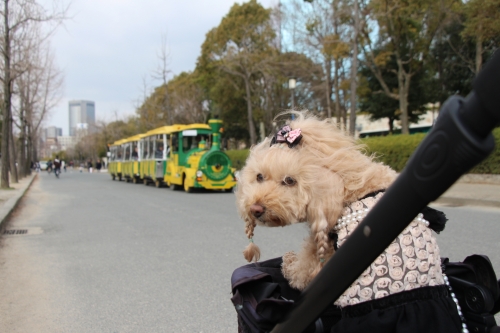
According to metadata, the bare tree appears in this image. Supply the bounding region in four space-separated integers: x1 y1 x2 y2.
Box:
14 41 63 177
0 0 68 188
349 0 360 136
151 33 172 124
283 0 350 124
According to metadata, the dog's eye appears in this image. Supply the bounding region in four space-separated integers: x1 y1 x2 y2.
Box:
282 176 296 186
256 174 264 182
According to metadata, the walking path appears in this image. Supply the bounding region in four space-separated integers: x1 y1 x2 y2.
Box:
0 173 37 229
0 172 499 232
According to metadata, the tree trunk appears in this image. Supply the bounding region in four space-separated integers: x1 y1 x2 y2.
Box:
475 37 482 75
18 117 26 178
9 119 18 183
324 59 332 119
349 0 359 137
244 74 257 145
334 58 341 126
396 59 411 135
333 11 341 126
26 124 32 176
1 0 11 188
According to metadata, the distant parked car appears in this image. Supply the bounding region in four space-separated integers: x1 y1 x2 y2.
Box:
39 161 48 171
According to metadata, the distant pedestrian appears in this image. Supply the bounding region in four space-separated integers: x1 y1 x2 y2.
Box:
62 160 66 172
53 155 61 178
96 159 102 172
79 162 84 173
36 161 40 173
88 160 93 173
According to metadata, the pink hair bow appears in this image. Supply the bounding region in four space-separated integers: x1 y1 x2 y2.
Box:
270 125 302 148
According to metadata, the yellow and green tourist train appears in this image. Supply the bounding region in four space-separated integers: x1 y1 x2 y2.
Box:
107 119 237 192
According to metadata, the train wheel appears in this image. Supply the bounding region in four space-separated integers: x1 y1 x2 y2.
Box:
118 175 122 181
143 178 149 186
112 174 116 181
170 183 180 191
155 180 162 188
132 177 138 184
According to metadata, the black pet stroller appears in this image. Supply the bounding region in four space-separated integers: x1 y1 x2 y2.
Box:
231 51 500 333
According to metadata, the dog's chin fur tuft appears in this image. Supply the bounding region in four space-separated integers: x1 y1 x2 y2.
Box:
243 242 261 262
235 110 397 289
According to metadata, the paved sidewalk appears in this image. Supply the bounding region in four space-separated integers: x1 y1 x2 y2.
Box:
0 173 37 229
436 182 500 208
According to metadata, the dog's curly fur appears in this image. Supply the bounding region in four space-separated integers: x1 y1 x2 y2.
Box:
235 111 397 290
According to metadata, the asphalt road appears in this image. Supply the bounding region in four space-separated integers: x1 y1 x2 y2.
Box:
1 170 499 332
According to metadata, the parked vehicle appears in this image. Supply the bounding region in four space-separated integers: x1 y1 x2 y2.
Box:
39 161 48 171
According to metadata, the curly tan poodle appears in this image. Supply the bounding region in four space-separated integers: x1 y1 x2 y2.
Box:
235 111 446 297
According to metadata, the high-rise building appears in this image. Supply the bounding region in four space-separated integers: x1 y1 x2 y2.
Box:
44 126 63 139
68 100 95 136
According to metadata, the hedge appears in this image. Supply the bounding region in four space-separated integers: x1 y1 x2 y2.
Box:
362 128 500 174
226 127 500 174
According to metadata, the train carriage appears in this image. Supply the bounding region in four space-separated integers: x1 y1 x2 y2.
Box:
140 125 174 187
108 139 126 180
121 134 145 183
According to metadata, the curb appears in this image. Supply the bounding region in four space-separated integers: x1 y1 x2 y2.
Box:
457 174 500 185
432 196 500 208
0 173 37 229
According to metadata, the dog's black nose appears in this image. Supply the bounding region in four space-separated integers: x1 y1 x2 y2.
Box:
250 204 265 218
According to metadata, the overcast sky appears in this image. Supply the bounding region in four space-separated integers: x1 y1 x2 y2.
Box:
46 0 277 136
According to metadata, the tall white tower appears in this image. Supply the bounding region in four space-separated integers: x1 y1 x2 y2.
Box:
68 100 95 136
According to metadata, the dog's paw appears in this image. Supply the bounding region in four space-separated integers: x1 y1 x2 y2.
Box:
282 251 312 290
282 251 298 266
282 251 298 282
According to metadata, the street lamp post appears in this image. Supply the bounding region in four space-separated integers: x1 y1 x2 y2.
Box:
289 78 296 110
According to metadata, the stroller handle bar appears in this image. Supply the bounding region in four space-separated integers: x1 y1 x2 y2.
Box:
272 51 500 333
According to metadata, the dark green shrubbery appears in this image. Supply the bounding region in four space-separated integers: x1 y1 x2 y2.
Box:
226 149 251 170
361 133 426 172
464 128 500 174
226 128 500 174
362 128 500 174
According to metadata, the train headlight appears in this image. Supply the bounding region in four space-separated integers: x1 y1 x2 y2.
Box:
196 170 203 178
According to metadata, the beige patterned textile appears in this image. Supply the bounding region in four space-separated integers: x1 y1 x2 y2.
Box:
334 192 445 308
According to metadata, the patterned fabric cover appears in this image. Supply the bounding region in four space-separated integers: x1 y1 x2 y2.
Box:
334 192 445 307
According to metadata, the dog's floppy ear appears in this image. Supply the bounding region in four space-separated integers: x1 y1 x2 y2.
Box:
306 168 345 268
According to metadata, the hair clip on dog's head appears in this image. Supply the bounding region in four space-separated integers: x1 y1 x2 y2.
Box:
270 125 302 148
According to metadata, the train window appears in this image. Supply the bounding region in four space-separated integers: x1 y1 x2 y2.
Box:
166 135 171 157
124 144 131 160
171 135 178 153
155 135 164 159
117 146 123 160
148 138 154 160
142 138 149 159
132 142 138 160
183 134 210 151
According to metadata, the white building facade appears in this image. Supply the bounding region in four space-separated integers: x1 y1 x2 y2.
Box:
69 100 95 136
